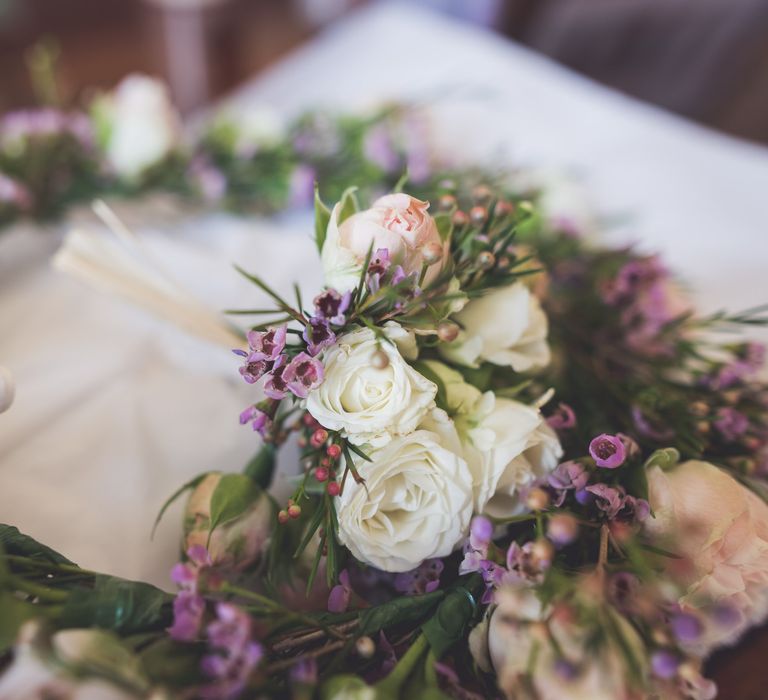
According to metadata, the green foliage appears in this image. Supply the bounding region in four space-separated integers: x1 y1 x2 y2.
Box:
243 443 277 489
314 186 331 253
0 524 74 565
208 473 262 542
421 587 476 658
151 473 209 538
359 590 444 637
59 575 172 634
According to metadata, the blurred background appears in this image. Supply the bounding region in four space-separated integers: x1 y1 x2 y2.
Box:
2 0 768 143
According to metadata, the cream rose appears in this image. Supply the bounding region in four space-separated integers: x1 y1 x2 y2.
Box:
646 460 768 652
421 361 562 515
99 74 181 179
471 587 644 700
306 324 436 447
321 193 447 293
183 472 273 571
336 412 473 572
440 283 550 372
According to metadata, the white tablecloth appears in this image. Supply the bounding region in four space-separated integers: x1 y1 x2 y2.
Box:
1 1 767 588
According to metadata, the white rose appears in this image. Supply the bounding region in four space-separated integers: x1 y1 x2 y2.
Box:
477 587 642 700
100 74 181 179
336 412 473 572
440 283 550 372
463 394 561 517
306 324 436 447
420 361 562 515
0 364 14 413
321 193 447 293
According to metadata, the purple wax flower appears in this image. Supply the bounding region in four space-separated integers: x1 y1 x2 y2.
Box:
363 124 400 174
631 406 674 441
283 352 324 398
650 650 679 680
623 495 651 523
263 362 288 400
288 163 316 209
585 483 626 520
607 571 640 611
589 433 627 468
246 326 287 361
394 559 443 596
327 569 352 613
290 658 318 685
546 403 576 431
172 545 214 593
303 316 336 356
200 603 263 700
237 354 270 385
238 405 271 437
313 289 351 326
169 590 206 641
714 407 748 442
189 157 227 203
671 612 703 642
548 461 589 502
367 248 392 292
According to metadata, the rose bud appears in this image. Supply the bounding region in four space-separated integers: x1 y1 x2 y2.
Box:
183 472 273 572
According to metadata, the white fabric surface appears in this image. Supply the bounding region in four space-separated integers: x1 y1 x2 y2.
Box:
1 1 767 588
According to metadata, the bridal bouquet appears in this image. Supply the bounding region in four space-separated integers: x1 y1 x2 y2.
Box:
2 172 767 700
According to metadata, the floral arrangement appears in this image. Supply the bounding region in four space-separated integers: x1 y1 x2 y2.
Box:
0 74 430 228
2 76 768 700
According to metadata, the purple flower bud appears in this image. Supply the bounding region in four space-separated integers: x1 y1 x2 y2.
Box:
168 591 205 641
574 488 594 506
651 650 679 679
327 569 351 613
470 515 493 546
585 483 626 519
283 352 324 398
546 403 576 430
589 433 627 468
303 316 336 356
553 658 579 681
548 461 589 505
671 612 703 642
714 407 748 442
288 163 316 209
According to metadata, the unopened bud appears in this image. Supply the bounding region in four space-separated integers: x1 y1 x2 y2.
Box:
470 206 487 224
525 487 550 511
421 241 443 265
355 636 376 658
452 210 469 226
315 466 329 482
310 428 329 448
327 444 342 460
477 251 496 270
371 349 390 370
472 185 492 203
438 194 456 210
278 509 289 524
530 538 555 569
287 504 302 519
327 482 341 497
437 321 460 343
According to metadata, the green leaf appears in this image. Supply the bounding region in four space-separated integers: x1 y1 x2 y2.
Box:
622 459 649 502
643 447 680 472
138 638 206 688
434 212 454 243
421 587 475 658
393 171 410 192
0 524 74 565
151 473 210 538
0 593 38 652
336 186 360 226
59 576 172 633
243 444 277 489
314 185 331 254
359 590 444 637
208 473 262 540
